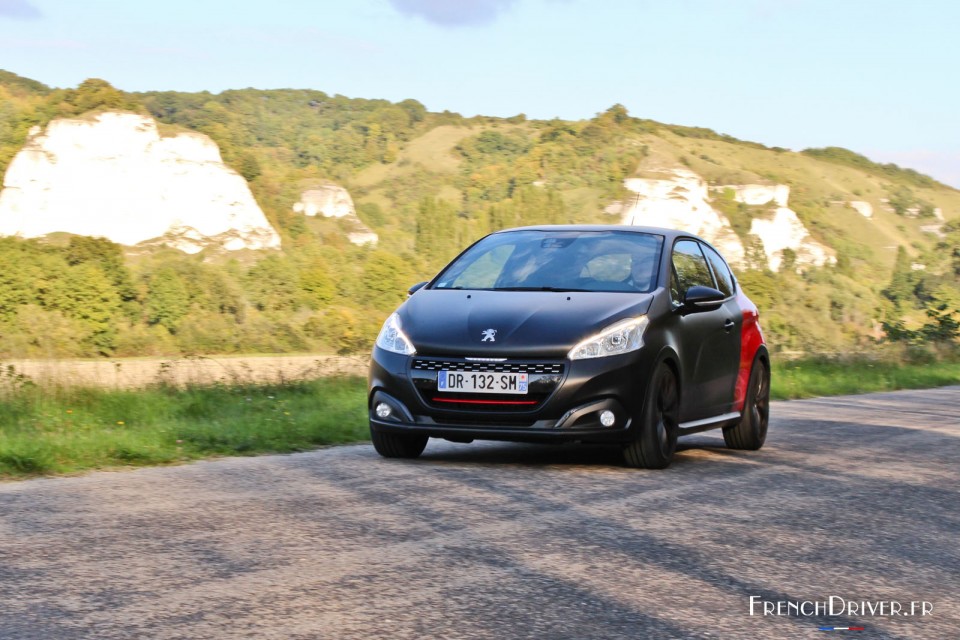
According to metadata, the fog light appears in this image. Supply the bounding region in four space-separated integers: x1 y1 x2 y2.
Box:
375 402 392 419
599 410 616 427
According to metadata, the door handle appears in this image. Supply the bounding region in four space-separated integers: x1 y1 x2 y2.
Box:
723 318 735 332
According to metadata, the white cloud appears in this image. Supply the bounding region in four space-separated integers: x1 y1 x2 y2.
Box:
0 0 42 19
388 0 518 27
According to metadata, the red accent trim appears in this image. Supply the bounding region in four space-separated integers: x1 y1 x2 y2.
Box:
432 397 538 406
732 289 765 412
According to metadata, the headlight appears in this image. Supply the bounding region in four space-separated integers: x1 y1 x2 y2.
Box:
375 313 416 355
568 316 648 360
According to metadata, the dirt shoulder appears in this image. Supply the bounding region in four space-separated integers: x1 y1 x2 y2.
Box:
4 354 368 389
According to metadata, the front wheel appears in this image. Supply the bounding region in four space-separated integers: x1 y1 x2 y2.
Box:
623 363 680 469
723 356 770 450
370 428 428 459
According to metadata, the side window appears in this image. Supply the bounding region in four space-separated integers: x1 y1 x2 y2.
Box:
671 240 715 301
700 243 734 297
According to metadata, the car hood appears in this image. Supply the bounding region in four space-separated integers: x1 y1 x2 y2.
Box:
399 289 654 358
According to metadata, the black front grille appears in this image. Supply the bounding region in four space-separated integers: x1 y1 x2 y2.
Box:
410 357 565 414
411 358 564 375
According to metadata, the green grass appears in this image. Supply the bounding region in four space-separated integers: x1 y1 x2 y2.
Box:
0 377 367 478
1 357 957 479
771 358 960 400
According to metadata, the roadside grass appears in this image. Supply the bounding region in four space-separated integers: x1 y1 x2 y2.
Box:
1 355 957 479
770 357 960 400
0 376 367 478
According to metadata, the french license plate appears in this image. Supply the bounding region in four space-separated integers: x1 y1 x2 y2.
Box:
437 371 528 394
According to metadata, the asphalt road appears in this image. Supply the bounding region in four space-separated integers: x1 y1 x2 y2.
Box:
1 387 958 639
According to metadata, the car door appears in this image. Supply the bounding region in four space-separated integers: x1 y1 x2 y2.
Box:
698 241 743 412
670 239 741 421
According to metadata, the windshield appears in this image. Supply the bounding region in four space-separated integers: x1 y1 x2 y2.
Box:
433 230 664 293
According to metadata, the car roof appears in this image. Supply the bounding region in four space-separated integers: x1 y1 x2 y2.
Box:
491 224 704 243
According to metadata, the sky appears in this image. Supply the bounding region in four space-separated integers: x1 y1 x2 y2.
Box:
1 0 958 187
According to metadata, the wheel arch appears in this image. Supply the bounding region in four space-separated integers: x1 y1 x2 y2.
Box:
755 344 770 369
652 344 683 404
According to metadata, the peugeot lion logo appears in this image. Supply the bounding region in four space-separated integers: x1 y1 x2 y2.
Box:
481 329 497 342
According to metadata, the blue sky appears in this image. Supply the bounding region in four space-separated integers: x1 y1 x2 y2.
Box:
1 0 958 187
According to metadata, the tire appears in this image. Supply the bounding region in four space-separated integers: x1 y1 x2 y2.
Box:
723 356 770 450
623 363 680 469
370 428 428 459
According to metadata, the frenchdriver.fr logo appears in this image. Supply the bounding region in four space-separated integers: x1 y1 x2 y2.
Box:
748 595 934 631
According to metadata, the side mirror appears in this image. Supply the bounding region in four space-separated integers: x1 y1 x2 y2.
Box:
682 285 725 313
408 281 428 296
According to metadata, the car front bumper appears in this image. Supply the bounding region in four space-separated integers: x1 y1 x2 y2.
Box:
368 346 656 444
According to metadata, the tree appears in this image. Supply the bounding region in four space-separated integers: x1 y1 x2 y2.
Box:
8 305 89 357
359 251 416 310
244 255 301 312
415 198 459 268
43 263 122 353
0 248 37 320
66 236 137 305
144 267 191 331
397 99 427 124
300 258 337 309
239 152 262 181
888 187 915 216
882 246 916 306
57 78 140 116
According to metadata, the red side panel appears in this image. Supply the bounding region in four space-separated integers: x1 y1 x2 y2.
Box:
733 290 765 412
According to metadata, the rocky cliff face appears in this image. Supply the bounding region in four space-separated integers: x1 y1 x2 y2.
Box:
292 185 378 246
293 186 355 218
0 112 281 254
849 201 874 218
621 168 746 266
617 167 833 272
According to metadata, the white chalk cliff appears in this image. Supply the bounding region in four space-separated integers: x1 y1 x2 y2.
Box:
728 184 790 207
747 208 832 271
294 186 355 218
618 168 833 272
0 112 281 254
730 184 833 271
293 185 378 246
849 201 874 218
622 169 746 266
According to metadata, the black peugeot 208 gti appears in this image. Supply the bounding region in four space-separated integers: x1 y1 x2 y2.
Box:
368 225 769 469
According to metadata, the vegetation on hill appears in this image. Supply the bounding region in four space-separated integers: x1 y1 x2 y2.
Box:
801 147 937 189
0 70 957 359
0 76 142 176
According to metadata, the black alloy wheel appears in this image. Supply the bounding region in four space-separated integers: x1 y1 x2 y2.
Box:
723 357 770 450
623 363 680 469
370 429 429 459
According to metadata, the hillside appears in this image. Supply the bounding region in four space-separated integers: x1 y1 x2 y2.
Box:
0 112 281 253
0 71 957 358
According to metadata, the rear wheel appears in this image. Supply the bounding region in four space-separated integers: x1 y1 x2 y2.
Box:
370 428 428 459
723 357 770 450
623 363 680 469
